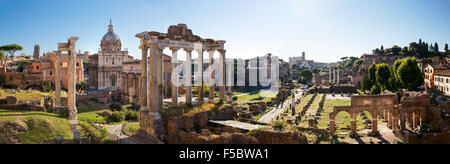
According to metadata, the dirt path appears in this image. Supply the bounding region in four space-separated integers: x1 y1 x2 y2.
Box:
258 88 303 124
339 122 399 144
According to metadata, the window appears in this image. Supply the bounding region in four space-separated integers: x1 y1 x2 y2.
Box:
36 66 39 70
50 71 53 75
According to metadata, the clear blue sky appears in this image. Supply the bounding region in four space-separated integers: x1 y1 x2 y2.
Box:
0 0 449 62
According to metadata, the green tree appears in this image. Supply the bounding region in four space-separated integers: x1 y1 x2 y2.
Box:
445 43 449 52
76 81 89 94
0 44 23 72
397 57 424 91
375 64 391 91
434 42 439 52
353 58 363 69
361 74 373 93
0 50 5 72
312 68 321 75
368 64 377 84
300 69 313 84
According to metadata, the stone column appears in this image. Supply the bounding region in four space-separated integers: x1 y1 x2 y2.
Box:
208 50 215 103
350 113 357 135
171 48 179 105
413 111 420 129
197 49 204 104
134 74 140 106
128 74 134 104
328 64 331 84
334 67 337 84
67 38 78 120
392 115 398 131
337 67 340 84
123 73 128 103
372 116 378 134
54 51 61 107
219 50 225 102
157 47 164 107
149 45 159 112
140 46 149 111
388 111 393 128
330 120 335 133
226 52 233 104
407 112 413 128
185 48 193 104
350 120 357 135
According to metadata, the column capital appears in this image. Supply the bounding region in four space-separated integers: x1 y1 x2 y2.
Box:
184 48 194 53
218 49 226 54
139 45 148 50
170 47 180 52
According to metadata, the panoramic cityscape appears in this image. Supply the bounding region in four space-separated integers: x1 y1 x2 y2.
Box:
0 0 449 148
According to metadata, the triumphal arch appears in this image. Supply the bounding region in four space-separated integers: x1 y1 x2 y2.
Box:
135 24 228 140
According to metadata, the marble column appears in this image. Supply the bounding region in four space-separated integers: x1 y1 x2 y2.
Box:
171 48 179 105
157 47 164 107
197 49 204 104
208 50 215 103
149 45 159 112
140 46 149 111
123 73 128 103
185 48 193 104
226 52 233 104
328 64 331 83
219 50 225 102
134 74 140 106
372 117 378 134
54 51 61 107
128 74 134 104
334 67 337 84
67 38 78 120
337 67 340 84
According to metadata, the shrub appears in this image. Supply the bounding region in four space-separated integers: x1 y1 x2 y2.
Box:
88 98 98 103
125 110 139 121
109 103 123 111
232 96 238 101
110 111 125 123
273 121 286 132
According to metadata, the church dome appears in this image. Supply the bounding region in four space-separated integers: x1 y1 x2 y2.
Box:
100 20 122 52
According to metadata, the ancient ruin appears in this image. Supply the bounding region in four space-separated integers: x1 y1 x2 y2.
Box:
135 24 228 140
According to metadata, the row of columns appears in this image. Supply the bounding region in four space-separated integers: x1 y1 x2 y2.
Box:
328 65 340 84
140 45 230 113
329 111 380 135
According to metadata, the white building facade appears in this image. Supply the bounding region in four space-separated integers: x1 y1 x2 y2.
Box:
97 21 133 90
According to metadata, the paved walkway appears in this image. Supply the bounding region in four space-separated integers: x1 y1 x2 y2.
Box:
209 120 265 131
257 88 304 124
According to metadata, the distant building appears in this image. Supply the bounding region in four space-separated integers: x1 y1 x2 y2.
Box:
33 45 40 59
434 70 450 96
424 64 448 89
289 52 324 69
25 52 84 88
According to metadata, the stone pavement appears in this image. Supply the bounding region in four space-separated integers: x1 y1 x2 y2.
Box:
209 120 265 131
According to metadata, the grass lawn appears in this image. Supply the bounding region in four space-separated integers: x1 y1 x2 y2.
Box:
0 89 67 102
123 122 140 136
236 91 276 104
0 109 73 144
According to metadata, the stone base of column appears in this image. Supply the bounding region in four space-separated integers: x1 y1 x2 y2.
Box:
68 109 78 120
139 110 165 142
